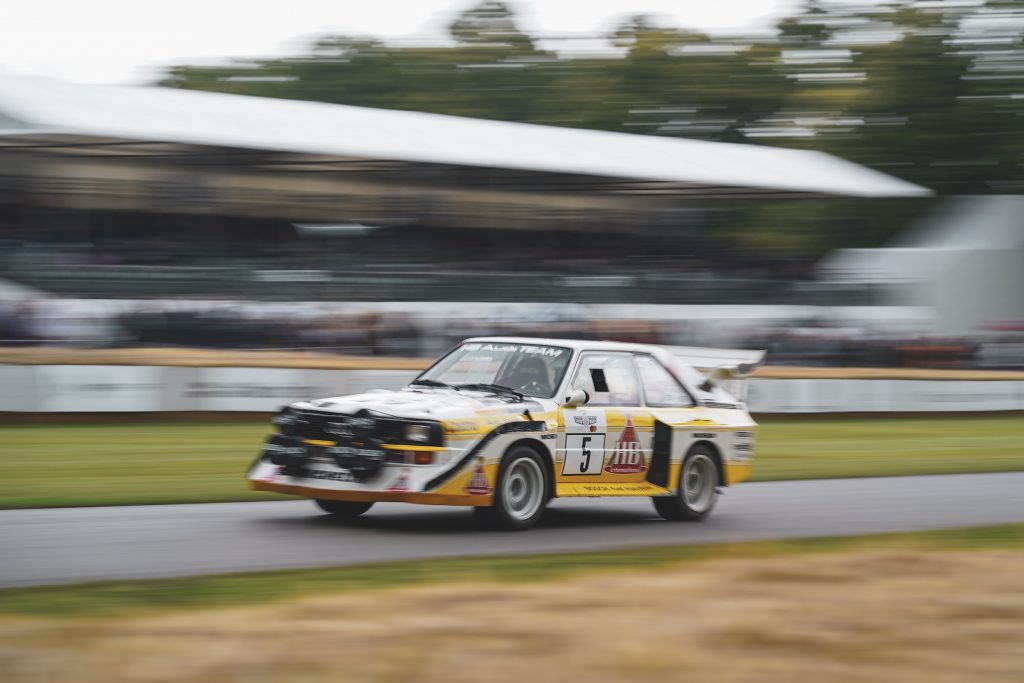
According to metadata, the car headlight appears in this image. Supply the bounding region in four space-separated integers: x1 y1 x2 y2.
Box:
272 407 296 432
406 424 431 443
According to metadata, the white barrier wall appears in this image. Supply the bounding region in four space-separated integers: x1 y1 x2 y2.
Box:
0 366 418 413
2 365 1023 413
746 378 1024 413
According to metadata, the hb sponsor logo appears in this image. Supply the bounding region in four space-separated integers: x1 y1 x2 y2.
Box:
605 415 647 474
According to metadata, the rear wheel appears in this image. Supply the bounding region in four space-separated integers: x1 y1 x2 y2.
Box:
313 499 374 518
477 447 549 530
652 445 719 521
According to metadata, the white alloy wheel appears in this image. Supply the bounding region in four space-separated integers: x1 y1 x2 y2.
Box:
502 455 545 522
476 446 550 530
682 452 717 513
652 445 720 522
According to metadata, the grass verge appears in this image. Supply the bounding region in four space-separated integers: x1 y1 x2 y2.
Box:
1 414 1022 508
1 523 1021 618
752 414 1024 481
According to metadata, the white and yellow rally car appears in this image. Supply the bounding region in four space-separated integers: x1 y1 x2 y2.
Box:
248 338 764 530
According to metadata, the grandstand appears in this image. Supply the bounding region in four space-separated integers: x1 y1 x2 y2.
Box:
0 75 928 302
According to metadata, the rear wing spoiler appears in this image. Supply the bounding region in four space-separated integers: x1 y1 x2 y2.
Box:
667 346 766 379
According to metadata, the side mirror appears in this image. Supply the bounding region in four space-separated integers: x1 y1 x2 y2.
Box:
562 388 590 408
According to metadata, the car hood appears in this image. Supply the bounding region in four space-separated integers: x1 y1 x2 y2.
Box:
293 387 554 422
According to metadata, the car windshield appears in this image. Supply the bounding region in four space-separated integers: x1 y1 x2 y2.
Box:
416 342 572 398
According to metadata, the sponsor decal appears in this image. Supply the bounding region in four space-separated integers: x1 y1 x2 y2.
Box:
541 433 556 440
565 410 606 435
464 457 493 495
462 343 566 358
693 432 716 439
445 419 479 433
387 467 412 492
327 445 384 459
573 414 599 432
295 467 357 483
605 415 647 474
260 465 285 483
478 413 525 429
577 483 658 494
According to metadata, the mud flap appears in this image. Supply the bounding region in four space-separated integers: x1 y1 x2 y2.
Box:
646 419 672 488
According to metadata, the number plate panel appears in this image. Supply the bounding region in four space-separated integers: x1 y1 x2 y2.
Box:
562 432 607 476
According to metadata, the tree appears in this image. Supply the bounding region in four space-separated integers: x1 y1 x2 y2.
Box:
158 0 1024 254
449 1 534 49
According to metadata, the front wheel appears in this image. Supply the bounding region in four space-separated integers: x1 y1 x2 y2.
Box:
476 447 549 530
314 499 374 518
652 445 719 521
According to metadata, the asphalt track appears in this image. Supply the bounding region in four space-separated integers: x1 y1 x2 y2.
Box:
2 472 1024 588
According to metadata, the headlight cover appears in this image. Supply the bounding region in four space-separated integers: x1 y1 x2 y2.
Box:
406 424 432 443
272 407 298 434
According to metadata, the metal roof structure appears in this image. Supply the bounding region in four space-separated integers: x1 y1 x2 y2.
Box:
0 75 929 199
816 196 1024 335
819 196 1024 283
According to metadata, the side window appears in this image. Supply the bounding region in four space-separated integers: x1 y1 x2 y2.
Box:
635 355 693 407
571 353 641 406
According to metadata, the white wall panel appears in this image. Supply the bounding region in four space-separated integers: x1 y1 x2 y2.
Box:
34 365 163 412
2 365 1021 413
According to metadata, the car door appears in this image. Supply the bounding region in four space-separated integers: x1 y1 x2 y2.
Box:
557 351 654 485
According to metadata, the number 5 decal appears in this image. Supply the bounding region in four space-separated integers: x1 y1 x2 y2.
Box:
562 433 606 476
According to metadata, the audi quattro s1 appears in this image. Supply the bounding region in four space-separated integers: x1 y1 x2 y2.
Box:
247 337 764 530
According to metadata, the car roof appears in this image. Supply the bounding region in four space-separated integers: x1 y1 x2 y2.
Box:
462 337 767 376
462 337 667 355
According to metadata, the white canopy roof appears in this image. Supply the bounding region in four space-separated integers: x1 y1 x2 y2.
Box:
0 75 929 198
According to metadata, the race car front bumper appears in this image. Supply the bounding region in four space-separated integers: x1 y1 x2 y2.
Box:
247 433 497 506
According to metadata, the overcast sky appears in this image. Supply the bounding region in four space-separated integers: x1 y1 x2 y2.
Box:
0 0 799 85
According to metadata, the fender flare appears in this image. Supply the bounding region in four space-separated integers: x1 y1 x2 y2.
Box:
424 420 547 491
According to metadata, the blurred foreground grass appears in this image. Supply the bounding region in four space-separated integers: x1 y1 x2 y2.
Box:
0 523 1021 617
6 528 1022 683
0 414 1022 508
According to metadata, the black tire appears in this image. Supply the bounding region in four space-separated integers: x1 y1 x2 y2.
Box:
313 499 374 518
652 444 720 522
478 446 550 531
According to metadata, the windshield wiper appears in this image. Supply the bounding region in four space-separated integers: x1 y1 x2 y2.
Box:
454 383 524 401
410 379 456 389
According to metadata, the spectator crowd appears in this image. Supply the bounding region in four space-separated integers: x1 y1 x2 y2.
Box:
1 298 1022 369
